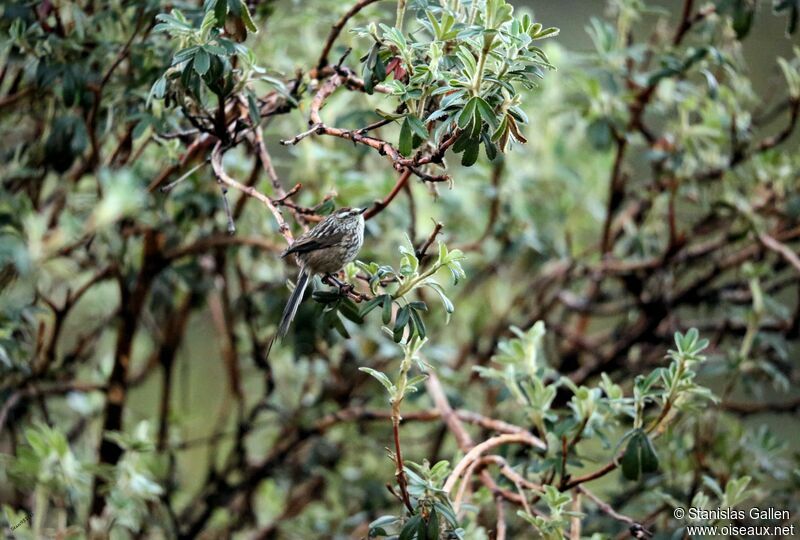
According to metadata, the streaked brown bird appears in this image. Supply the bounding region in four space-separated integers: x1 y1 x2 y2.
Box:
277 206 366 337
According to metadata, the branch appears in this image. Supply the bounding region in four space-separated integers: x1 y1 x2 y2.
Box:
210 142 293 242
671 0 695 46
165 234 281 261
416 221 443 259
426 372 474 449
577 485 639 527
0 382 104 435
494 496 507 540
90 230 165 517
695 98 800 182
316 0 387 72
0 87 33 110
722 397 800 415
364 169 412 220
443 433 544 494
758 232 800 274
313 405 529 435
280 72 451 183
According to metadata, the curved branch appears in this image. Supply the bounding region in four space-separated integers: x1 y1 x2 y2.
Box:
364 169 412 220
443 433 544 493
316 0 387 72
210 142 293 242
281 72 451 183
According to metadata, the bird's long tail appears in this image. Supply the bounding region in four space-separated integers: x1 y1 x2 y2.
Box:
278 270 310 338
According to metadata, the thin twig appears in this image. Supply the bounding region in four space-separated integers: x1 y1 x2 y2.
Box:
494 496 507 540
210 142 293 242
160 161 207 193
280 123 324 146
218 184 236 234
577 485 639 527
364 169 412 220
443 433 544 494
316 0 387 72
758 232 800 274
416 221 443 259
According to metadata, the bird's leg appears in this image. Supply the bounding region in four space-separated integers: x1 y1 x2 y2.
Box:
322 273 354 295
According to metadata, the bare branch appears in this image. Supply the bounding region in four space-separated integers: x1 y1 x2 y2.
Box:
210 142 293 242
315 0 387 73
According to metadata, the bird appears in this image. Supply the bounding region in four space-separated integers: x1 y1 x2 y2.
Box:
277 206 366 337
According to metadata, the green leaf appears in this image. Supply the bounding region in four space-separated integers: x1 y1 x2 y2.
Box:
360 295 385 317
723 476 752 507
173 46 200 65
408 301 427 312
375 108 406 121
370 515 399 529
468 112 483 139
482 132 498 160
194 49 211 76
406 115 429 139
731 0 756 38
417 514 428 540
406 374 429 391
621 429 659 481
427 509 439 540
586 118 612 150
214 0 228 27
338 299 364 324
203 43 228 56
382 295 393 325
461 138 480 166
473 97 497 129
199 9 217 39
227 0 242 16
456 46 477 77
426 10 442 38
373 52 387 85
362 43 380 95
433 500 458 527
399 117 413 156
359 367 395 393
150 77 167 100
132 117 152 139
312 290 341 303
457 97 478 129
246 90 260 126
425 281 454 315
399 515 422 540
639 432 659 473
531 26 560 40
370 515 399 537
452 131 471 153
240 1 258 33
409 308 426 339
394 305 411 342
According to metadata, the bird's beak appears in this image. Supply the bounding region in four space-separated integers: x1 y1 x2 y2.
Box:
358 207 368 214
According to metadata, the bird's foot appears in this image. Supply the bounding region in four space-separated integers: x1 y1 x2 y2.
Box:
323 273 353 294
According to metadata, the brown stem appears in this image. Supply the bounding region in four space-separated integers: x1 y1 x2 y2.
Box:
416 221 443 259
210 142 293 242
90 230 166 517
364 169 412 220
315 0 387 73
391 414 415 513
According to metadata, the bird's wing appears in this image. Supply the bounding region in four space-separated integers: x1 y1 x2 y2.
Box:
281 232 345 258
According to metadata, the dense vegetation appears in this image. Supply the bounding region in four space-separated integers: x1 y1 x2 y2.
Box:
1 0 799 538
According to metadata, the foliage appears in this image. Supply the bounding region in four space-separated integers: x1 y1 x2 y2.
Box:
1 0 799 538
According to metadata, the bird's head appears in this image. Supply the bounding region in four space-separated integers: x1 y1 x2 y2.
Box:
334 206 367 222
